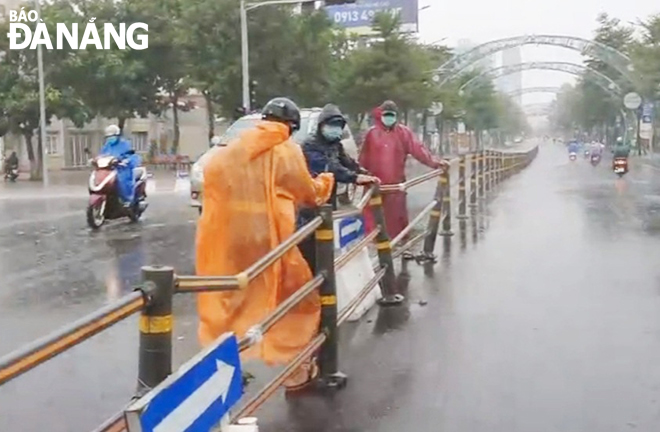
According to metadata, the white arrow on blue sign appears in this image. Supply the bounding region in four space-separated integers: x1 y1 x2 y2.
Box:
125 333 243 432
338 216 364 249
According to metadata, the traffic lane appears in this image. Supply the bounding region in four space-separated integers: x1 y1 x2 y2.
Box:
0 191 201 432
0 296 203 432
0 158 438 359
0 192 198 357
0 154 505 432
256 144 660 432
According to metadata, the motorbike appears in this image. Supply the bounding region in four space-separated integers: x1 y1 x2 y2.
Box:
613 157 628 178
590 153 601 166
569 152 577 161
584 149 590 159
3 165 18 182
87 154 148 229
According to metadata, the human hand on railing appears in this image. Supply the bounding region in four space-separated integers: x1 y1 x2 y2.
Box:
356 174 380 185
434 158 450 171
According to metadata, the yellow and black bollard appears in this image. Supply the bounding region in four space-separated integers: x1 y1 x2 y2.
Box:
496 151 503 185
136 266 175 397
485 150 493 193
439 170 453 236
423 176 444 260
315 204 347 388
469 153 478 209
457 155 468 219
370 186 404 305
478 149 485 198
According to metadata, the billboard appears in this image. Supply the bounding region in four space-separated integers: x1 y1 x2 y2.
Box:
324 0 419 35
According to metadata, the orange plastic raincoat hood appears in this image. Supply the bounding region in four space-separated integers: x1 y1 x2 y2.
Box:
196 120 334 366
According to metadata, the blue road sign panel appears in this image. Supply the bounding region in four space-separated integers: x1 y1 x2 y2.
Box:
338 216 365 249
324 0 419 35
642 102 654 118
125 333 243 432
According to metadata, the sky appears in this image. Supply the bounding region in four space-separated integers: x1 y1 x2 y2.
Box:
416 0 660 105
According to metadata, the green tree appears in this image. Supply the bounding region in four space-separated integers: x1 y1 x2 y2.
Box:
125 0 189 152
335 12 435 120
0 9 91 180
179 0 239 138
630 14 660 100
580 13 633 141
44 0 161 131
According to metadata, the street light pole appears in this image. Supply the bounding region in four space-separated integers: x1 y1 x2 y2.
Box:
35 0 48 186
240 0 250 112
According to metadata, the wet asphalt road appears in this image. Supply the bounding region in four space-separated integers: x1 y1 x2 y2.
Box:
255 144 660 432
0 175 204 432
4 142 660 431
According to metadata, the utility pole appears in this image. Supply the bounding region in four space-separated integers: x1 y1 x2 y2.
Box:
35 0 49 186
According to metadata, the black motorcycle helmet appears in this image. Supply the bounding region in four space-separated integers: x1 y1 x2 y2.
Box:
261 97 301 135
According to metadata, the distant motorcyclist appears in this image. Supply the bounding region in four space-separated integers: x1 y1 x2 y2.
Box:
590 141 604 157
567 140 579 154
99 125 141 208
612 136 631 159
4 151 18 173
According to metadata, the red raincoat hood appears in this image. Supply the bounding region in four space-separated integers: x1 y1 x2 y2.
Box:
371 106 385 129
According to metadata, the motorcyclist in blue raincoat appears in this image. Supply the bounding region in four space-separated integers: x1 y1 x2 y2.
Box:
100 125 141 207
568 140 579 154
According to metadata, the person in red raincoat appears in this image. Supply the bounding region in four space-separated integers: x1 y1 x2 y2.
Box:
359 100 448 240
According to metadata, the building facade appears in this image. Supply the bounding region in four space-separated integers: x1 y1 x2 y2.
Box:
1 3 218 170
2 91 217 171
497 47 523 105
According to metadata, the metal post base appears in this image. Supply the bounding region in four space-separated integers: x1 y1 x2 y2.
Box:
317 371 348 390
411 251 437 265
377 294 405 307
439 230 454 237
456 214 469 220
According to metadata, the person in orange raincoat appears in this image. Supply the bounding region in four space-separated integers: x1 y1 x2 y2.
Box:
196 97 334 391
360 100 448 240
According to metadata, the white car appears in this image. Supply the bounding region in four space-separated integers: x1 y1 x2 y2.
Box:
190 108 359 213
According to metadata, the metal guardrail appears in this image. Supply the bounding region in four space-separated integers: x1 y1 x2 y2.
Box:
0 145 539 431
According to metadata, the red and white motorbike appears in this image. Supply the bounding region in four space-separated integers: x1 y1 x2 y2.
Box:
87 154 148 229
613 157 628 178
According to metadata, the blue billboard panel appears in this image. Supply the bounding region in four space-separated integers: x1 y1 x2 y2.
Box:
324 0 419 35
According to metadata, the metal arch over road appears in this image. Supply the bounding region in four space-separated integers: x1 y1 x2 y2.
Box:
459 61 622 96
434 34 638 88
505 86 562 98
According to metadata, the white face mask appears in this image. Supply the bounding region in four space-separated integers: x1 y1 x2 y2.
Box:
321 125 343 141
382 113 397 127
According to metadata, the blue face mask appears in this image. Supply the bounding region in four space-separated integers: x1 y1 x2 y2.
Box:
382 114 397 127
321 125 343 141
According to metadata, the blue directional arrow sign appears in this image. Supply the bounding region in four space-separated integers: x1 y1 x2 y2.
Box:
125 333 243 432
338 216 365 249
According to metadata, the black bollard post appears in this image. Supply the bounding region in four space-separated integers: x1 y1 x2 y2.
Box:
469 153 478 209
485 150 492 194
136 266 174 397
478 149 485 198
423 176 444 260
315 205 347 388
457 155 468 219
439 170 454 236
370 186 404 305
